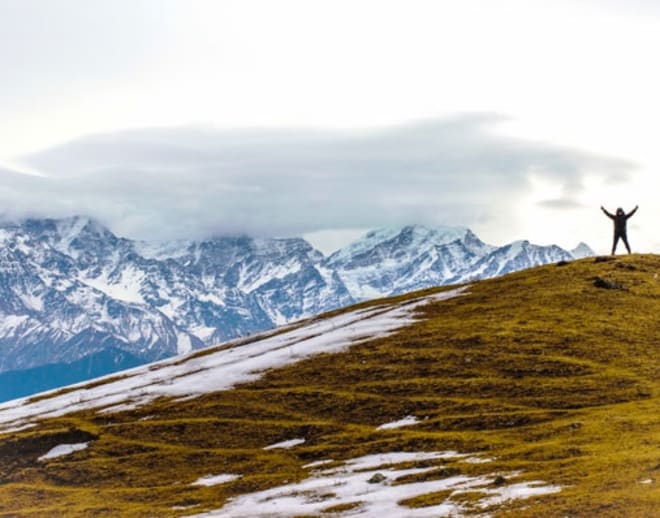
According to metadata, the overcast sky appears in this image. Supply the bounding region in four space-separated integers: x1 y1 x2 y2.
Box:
1 0 659 254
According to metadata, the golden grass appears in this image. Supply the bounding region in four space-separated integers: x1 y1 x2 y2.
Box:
0 254 659 516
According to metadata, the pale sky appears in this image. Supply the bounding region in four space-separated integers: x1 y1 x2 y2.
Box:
1 0 659 254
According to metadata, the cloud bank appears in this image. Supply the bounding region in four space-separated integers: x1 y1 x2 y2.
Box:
0 115 634 241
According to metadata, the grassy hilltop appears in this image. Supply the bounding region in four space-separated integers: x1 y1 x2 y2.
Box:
0 254 658 516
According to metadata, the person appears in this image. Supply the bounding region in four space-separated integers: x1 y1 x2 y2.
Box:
601 205 638 255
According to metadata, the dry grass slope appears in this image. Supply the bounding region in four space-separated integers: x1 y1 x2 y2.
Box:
0 254 659 516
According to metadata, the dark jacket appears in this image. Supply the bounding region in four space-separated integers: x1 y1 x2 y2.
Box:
602 206 637 235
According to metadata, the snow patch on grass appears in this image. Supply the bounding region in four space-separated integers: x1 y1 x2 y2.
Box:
264 438 305 450
377 415 420 430
190 450 561 517
192 474 241 487
475 481 563 508
0 288 467 432
38 442 89 461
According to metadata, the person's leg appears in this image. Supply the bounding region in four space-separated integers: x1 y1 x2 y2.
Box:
612 234 620 255
622 234 631 254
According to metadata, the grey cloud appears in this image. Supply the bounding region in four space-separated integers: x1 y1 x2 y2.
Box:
1 115 636 240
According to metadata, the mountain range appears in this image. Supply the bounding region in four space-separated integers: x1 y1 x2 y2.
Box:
0 216 592 400
0 254 656 516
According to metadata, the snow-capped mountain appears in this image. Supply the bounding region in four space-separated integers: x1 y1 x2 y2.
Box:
459 240 574 281
323 226 582 298
0 217 592 399
571 242 595 259
0 217 347 371
323 226 494 299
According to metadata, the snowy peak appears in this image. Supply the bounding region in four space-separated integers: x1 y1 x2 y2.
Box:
22 215 114 243
463 228 495 255
571 242 595 259
54 215 108 239
325 224 470 268
19 215 119 260
463 240 572 280
323 224 477 299
326 226 581 299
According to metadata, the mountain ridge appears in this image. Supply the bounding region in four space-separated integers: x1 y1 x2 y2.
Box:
0 217 593 399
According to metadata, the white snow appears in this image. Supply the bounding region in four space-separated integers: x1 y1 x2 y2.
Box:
192 474 241 486
475 481 563 508
176 332 193 355
264 307 289 327
38 442 89 461
0 315 30 338
238 259 303 293
0 288 467 432
341 277 387 301
82 266 145 304
341 451 466 469
189 450 561 518
53 216 90 258
263 438 305 450
377 415 420 430
329 225 472 300
571 242 594 259
158 294 185 320
196 293 226 308
18 292 44 311
189 324 218 342
330 226 467 265
134 239 193 260
507 240 525 257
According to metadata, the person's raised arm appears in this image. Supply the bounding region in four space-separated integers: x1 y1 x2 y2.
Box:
626 205 639 219
601 206 615 219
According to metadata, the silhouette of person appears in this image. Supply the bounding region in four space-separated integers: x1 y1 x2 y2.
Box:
601 205 638 254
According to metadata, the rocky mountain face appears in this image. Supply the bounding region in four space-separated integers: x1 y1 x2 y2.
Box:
0 217 592 399
323 226 589 298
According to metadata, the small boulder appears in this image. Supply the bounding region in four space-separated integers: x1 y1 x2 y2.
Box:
593 277 626 290
493 475 507 486
367 473 387 484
